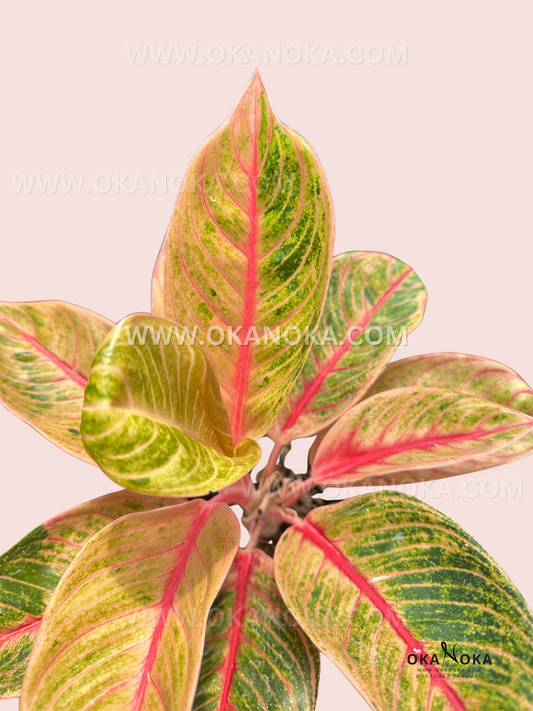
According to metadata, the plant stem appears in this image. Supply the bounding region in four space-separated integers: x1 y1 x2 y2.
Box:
245 516 265 552
264 441 283 478
278 476 315 507
265 505 301 527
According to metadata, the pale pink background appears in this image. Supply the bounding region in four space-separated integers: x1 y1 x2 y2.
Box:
1 1 532 708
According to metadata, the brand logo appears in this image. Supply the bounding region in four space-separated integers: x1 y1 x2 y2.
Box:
407 641 492 667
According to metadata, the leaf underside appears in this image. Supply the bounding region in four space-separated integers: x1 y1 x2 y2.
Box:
157 71 334 442
81 314 260 497
20 499 239 711
0 301 113 462
275 491 533 710
0 491 184 699
269 251 427 443
195 549 319 711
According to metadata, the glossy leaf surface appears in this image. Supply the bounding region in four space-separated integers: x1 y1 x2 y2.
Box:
21 499 239 711
310 386 533 488
269 252 427 443
362 353 533 483
159 72 334 442
0 491 184 699
81 314 260 497
276 491 533 710
194 549 319 711
0 301 113 462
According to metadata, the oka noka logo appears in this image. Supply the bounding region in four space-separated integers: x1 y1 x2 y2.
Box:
407 640 493 667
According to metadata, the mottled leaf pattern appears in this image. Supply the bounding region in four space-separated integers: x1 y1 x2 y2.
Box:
81 314 260 497
194 549 319 711
310 387 533 488
0 301 113 462
366 353 533 415
269 252 427 443
0 491 184 699
3 72 533 711
160 72 334 442
21 499 239 711
275 491 533 710
362 353 533 484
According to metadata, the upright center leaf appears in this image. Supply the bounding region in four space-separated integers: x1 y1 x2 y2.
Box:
156 72 334 441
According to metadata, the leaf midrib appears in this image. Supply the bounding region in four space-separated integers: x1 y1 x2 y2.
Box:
0 314 88 388
0 619 41 646
232 93 260 443
280 268 413 435
131 500 215 710
314 421 532 483
296 519 467 711
217 551 253 710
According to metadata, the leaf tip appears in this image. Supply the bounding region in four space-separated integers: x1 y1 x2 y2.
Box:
238 68 270 112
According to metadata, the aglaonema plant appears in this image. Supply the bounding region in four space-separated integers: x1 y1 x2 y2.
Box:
1 72 532 711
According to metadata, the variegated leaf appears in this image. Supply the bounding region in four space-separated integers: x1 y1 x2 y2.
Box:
269 252 427 444
0 301 113 462
151 241 167 317
81 314 260 497
159 72 334 442
309 387 533 489
194 549 319 711
275 491 533 710
361 353 533 484
366 353 533 414
0 490 184 699
21 499 239 711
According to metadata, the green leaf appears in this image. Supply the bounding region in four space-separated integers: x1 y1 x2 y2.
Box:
194 549 319 711
20 499 239 711
0 490 184 699
157 72 334 442
269 251 427 444
81 314 261 497
0 301 113 462
309 386 533 489
275 491 533 710
362 353 533 483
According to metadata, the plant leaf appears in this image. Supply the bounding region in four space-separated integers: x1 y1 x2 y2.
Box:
361 353 533 483
20 499 239 711
81 314 261 497
366 353 533 414
269 252 427 444
194 549 319 711
158 72 334 442
275 491 533 710
152 242 167 317
0 490 184 699
0 301 113 462
309 386 533 488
